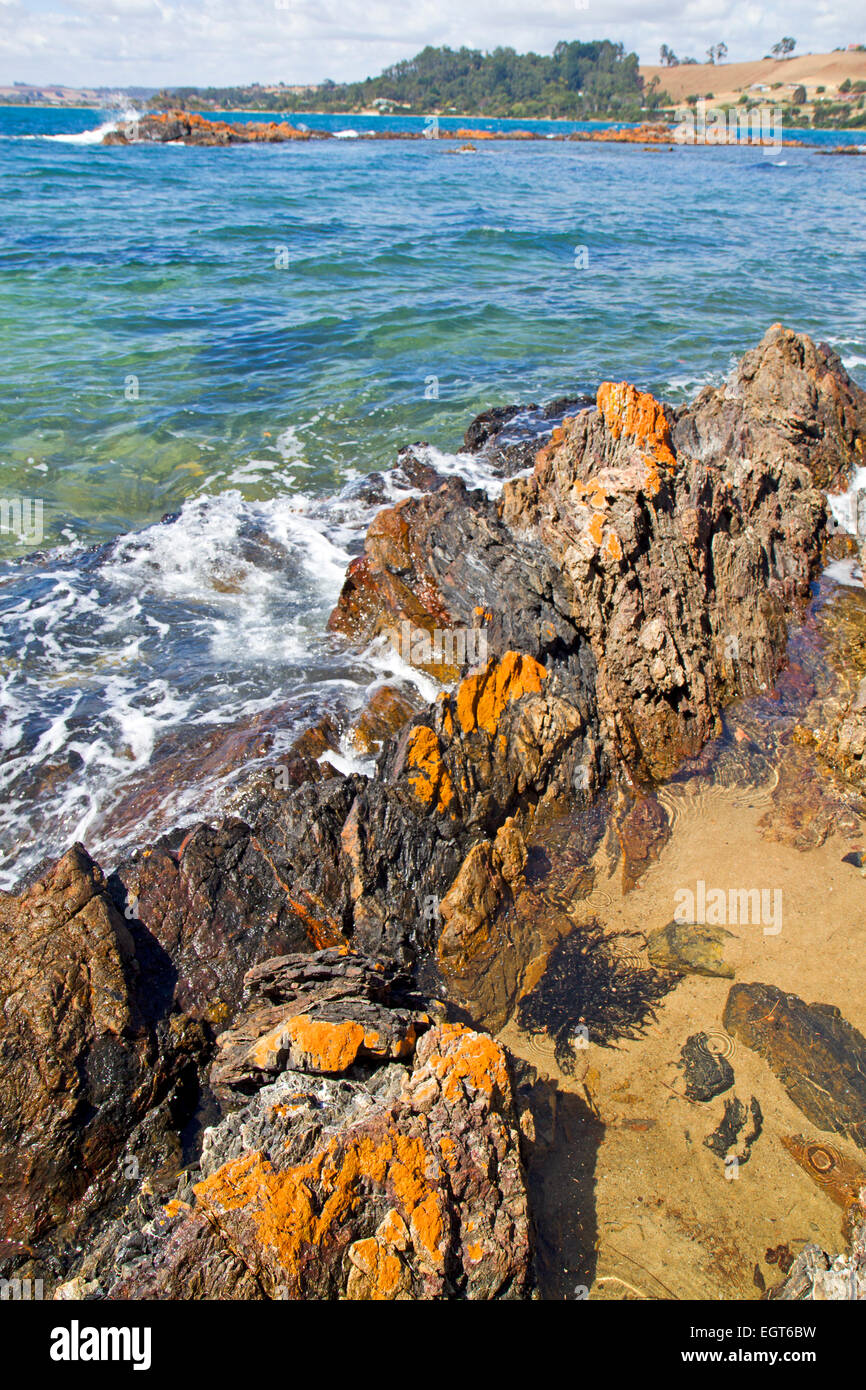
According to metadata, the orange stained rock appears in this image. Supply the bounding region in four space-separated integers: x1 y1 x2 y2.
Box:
194 1124 448 1290
438 1133 458 1168
596 381 677 483
347 1237 405 1298
284 892 346 950
422 1022 510 1105
250 1014 417 1074
605 531 623 561
406 725 454 813
455 651 547 735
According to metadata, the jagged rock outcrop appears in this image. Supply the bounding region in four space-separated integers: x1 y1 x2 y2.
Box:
0 846 205 1245
331 325 858 782
77 950 533 1301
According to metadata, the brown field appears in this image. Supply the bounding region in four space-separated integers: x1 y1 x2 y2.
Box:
641 49 866 104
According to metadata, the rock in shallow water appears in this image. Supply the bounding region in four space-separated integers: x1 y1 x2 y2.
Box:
677 1031 736 1101
647 920 738 978
723 983 866 1149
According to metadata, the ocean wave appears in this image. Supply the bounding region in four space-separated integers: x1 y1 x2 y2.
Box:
0 469 420 889
39 108 139 145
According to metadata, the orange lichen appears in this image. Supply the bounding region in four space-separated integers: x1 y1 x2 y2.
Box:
194 1123 447 1294
249 1013 419 1074
421 1022 510 1105
406 726 454 813
438 1134 458 1168
455 651 547 735
347 1237 405 1298
605 531 623 561
596 381 677 494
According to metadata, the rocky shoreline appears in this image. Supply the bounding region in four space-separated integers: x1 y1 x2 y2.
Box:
2 325 866 1300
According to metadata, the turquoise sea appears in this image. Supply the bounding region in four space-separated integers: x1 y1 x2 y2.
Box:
0 104 864 886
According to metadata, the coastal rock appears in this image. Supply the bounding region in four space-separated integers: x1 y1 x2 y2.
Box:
210 948 430 1098
330 326 849 782
111 817 321 1021
723 983 866 1148
0 846 202 1244
436 819 534 1031
109 1020 532 1300
105 111 322 146
350 684 420 754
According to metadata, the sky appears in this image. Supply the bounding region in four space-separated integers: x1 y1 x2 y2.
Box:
0 0 861 89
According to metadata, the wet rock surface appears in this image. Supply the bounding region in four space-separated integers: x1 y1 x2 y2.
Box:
723 984 866 1149
647 920 737 978
0 846 206 1246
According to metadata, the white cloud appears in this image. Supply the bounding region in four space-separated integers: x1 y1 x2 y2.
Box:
0 0 862 88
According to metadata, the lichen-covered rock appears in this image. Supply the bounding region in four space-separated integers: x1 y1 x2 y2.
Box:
109 1020 532 1300
211 949 430 1098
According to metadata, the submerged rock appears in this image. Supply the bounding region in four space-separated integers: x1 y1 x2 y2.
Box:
677 1032 735 1102
723 984 866 1148
647 920 737 978
781 1134 866 1238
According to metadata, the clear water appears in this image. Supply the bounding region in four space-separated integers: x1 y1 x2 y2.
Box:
0 105 864 887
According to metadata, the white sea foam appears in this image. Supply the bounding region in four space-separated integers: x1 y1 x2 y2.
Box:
413 443 508 499
0 458 441 887
42 108 139 145
827 466 866 536
824 557 863 589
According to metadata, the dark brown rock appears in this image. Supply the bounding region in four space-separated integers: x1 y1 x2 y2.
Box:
723 983 866 1148
0 846 202 1244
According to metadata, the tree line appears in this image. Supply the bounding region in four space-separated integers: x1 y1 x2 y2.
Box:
150 41 660 119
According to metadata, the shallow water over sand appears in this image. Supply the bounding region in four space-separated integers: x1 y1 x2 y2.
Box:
504 572 866 1299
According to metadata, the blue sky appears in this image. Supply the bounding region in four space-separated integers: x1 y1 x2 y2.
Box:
0 0 861 88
